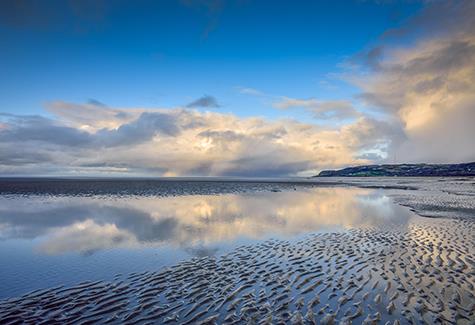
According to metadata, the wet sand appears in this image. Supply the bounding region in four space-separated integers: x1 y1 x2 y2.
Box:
0 217 474 324
0 178 474 324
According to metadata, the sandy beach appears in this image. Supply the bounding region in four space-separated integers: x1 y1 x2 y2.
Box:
2 0 474 323
0 178 474 324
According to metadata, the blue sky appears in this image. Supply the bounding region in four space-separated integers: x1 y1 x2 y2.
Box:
1 0 473 176
0 1 422 120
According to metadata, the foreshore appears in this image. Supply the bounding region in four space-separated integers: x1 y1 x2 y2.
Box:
0 177 474 324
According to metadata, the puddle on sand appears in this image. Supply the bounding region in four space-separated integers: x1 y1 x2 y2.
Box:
0 187 413 298
0 186 474 324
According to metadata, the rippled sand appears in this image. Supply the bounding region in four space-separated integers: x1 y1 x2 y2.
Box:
1 215 473 324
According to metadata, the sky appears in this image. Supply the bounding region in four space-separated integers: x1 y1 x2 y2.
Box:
0 0 474 177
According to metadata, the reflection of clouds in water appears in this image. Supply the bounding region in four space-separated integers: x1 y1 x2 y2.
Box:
0 188 412 255
184 246 219 258
38 220 136 255
355 192 413 227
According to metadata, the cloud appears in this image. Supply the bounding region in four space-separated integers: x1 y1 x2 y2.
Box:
235 87 264 96
0 113 91 146
96 112 182 147
274 97 360 121
0 102 386 176
87 99 107 107
186 95 221 108
0 145 52 167
46 100 138 131
380 1 475 42
348 0 475 164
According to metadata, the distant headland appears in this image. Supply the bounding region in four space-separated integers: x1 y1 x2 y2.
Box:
316 162 475 177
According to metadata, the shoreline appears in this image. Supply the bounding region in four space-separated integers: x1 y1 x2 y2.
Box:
1 177 473 220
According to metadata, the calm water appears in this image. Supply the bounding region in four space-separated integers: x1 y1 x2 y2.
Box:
0 184 414 299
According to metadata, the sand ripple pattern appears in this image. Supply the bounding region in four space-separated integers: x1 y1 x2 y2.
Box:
0 218 474 324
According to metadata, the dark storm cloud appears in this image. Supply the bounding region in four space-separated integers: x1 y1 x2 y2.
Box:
186 95 221 108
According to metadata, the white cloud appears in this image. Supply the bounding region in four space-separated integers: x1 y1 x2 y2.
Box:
38 220 137 255
46 101 141 131
349 1 475 163
235 86 264 96
0 102 387 176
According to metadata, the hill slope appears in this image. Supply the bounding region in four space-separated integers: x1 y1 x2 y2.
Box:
317 162 475 177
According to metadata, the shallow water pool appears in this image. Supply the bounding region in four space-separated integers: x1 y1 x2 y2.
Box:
0 185 414 298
